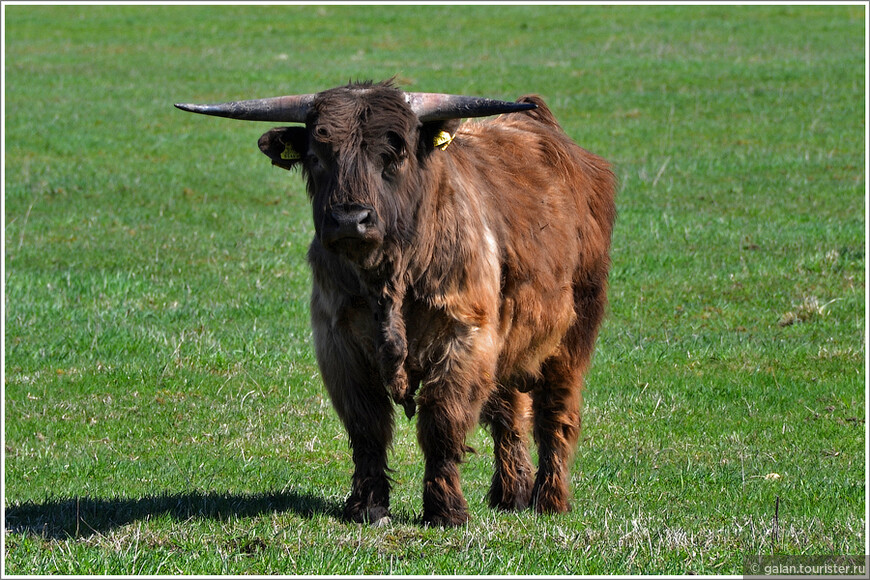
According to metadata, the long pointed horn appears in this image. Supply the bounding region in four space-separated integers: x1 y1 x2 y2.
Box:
405 92 536 122
174 94 315 122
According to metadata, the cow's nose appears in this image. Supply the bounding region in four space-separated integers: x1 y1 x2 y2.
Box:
330 204 374 233
323 204 379 246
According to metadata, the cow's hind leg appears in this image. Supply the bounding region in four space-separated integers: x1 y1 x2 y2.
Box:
530 358 582 513
481 384 534 510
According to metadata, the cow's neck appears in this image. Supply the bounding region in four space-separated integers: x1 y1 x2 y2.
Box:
406 156 481 300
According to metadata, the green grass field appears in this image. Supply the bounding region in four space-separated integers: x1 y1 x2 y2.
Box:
3 4 866 575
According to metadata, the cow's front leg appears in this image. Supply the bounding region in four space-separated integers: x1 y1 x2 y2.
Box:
415 330 496 527
326 368 394 524
312 299 394 524
416 396 474 526
416 394 472 527
343 398 394 524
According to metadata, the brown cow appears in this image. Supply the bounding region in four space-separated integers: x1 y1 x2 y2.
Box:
176 80 616 527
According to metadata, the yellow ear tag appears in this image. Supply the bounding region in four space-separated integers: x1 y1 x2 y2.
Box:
433 131 454 150
280 142 302 160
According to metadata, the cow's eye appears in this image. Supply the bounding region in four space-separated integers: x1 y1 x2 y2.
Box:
306 153 324 173
382 156 401 179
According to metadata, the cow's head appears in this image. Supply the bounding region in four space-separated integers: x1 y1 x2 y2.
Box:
176 81 534 270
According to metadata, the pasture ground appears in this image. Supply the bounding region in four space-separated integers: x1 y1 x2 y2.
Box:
3 4 866 575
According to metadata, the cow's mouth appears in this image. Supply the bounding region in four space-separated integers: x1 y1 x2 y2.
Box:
324 233 384 269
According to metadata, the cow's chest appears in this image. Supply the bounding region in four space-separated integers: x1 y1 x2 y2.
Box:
401 298 476 375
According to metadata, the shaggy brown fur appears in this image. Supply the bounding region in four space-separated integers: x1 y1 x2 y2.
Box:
258 80 616 526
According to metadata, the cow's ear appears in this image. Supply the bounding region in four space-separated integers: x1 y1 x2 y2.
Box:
418 119 462 158
258 127 308 171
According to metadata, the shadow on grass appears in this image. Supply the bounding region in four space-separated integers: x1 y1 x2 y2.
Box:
4 490 343 540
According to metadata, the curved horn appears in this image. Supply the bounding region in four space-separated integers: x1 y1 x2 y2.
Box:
174 94 315 123
404 92 536 122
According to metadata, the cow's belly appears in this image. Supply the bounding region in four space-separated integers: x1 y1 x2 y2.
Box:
496 280 577 381
402 278 575 387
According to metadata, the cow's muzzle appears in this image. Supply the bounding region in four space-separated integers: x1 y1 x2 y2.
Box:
321 203 383 258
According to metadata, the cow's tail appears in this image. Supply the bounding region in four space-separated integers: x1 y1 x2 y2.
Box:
515 95 560 128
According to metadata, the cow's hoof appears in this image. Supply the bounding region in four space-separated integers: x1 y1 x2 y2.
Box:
488 475 533 511
344 503 390 525
489 494 531 512
531 477 572 514
535 501 571 515
531 488 571 514
422 510 469 528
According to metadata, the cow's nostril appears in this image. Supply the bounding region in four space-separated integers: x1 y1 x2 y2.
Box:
350 209 372 227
